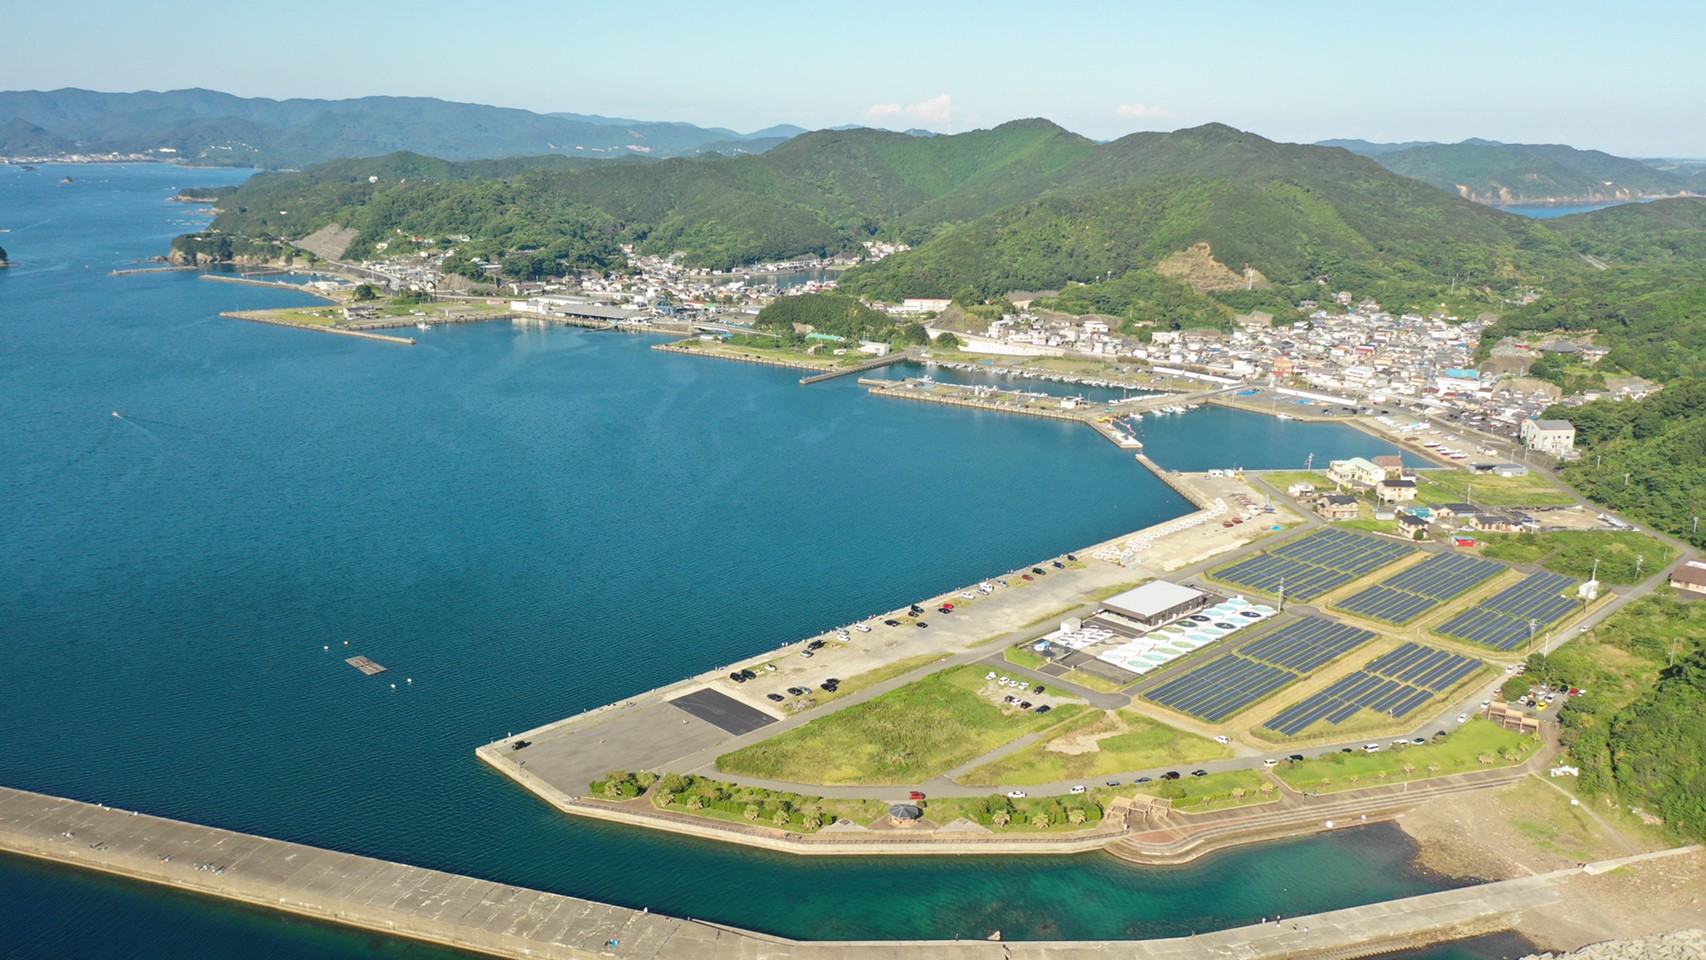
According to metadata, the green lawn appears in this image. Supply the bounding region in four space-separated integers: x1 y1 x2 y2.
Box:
1477 530 1679 584
1271 720 1541 793
1413 469 1577 507
959 710 1232 786
717 666 1086 785
1261 471 1339 493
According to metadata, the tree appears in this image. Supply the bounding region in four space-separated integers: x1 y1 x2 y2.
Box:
659 772 690 795
1259 782 1276 799
743 805 760 821
991 810 1011 829
1427 763 1441 776
1031 814 1051 830
684 795 705 811
772 810 790 827
1068 808 1087 826
1230 787 1246 801
933 331 962 350
1478 753 1495 766
1402 763 1416 779
656 792 675 807
352 283 378 301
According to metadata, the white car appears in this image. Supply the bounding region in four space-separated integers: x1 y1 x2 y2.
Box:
1006 790 1027 799
985 671 998 681
853 623 871 633
960 591 976 600
1069 785 1087 794
1456 713 1469 723
1214 735 1231 745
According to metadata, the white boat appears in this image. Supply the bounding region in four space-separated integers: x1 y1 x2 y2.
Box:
416 321 430 330
1276 413 1295 421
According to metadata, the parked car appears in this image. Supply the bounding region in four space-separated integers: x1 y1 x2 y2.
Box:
1069 785 1087 794
1191 769 1208 777
1035 705 1051 714
1031 567 1047 575
1161 771 1181 781
1214 735 1231 744
766 693 784 702
909 790 926 800
884 619 901 627
1006 790 1027 798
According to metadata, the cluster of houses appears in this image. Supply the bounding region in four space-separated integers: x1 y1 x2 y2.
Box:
1286 454 1558 540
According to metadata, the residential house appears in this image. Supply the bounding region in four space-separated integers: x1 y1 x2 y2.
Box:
1317 495 1361 521
1327 457 1387 487
1669 559 1706 595
1376 478 1418 503
1473 512 1524 534
1520 418 1576 458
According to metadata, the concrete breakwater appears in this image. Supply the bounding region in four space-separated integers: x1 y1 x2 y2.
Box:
0 782 1644 960
219 311 415 345
201 274 338 300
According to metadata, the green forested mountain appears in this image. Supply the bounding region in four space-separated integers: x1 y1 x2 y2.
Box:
0 87 793 166
179 121 1706 333
1370 141 1693 205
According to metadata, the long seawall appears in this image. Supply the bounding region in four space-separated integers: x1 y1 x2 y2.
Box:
0 783 1663 960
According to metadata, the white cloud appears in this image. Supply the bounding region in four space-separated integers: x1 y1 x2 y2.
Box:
865 94 954 129
1116 103 1172 119
909 93 953 126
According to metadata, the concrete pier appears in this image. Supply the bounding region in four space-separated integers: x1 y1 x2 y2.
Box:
1 783 1676 960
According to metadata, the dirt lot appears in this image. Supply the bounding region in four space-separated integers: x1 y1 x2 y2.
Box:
1397 776 1706 951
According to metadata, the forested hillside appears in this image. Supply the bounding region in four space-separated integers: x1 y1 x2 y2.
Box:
1548 380 1706 548
1370 141 1693 205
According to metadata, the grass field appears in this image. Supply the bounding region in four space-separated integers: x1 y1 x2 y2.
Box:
1261 471 1339 493
668 339 843 369
958 710 1232 786
1476 530 1679 584
1272 720 1541 793
717 665 1086 785
1413 469 1577 507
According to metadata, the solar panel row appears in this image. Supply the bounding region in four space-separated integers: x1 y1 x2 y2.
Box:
1364 641 1482 691
1437 571 1580 650
1334 553 1506 625
1144 656 1296 723
1142 615 1377 722
1263 669 1437 737
1239 618 1376 673
1215 530 1415 602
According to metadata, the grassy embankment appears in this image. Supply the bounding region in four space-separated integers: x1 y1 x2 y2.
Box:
959 709 1232 786
717 665 1086 785
1272 719 1542 793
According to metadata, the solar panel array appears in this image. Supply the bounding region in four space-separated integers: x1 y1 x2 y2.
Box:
1436 572 1580 650
1335 553 1505 624
1262 642 1483 737
1144 616 1376 722
1239 618 1377 673
1213 529 1416 601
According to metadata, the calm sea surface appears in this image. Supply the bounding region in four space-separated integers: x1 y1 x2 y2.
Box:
0 164 1515 958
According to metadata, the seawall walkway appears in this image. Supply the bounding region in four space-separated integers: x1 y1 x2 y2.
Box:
2 783 1678 960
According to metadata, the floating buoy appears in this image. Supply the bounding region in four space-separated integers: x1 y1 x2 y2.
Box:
343 640 349 646
323 645 328 651
390 683 396 690
112 411 121 418
406 678 412 684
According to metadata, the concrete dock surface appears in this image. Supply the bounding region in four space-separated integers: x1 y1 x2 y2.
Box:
4 783 1686 960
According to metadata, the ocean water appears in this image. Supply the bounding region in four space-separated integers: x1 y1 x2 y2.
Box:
0 163 1507 958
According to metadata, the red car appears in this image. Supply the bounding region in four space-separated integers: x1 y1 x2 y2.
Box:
1021 574 1034 581
909 791 926 801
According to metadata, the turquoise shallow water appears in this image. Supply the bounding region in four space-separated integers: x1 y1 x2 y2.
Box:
0 163 1517 958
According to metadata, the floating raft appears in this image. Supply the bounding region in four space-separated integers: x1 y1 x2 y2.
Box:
345 656 387 676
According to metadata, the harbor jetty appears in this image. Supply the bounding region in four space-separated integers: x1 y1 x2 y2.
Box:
219 311 415 345
2 783 1679 960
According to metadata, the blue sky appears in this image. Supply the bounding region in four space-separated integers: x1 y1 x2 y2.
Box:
4 0 1703 155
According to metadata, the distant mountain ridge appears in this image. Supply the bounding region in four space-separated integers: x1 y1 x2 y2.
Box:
1317 137 1697 205
0 88 798 167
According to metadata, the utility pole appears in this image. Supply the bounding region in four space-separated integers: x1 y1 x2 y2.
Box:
1635 555 1644 579
1278 576 1286 613
1624 472 1632 488
1591 557 1600 583
1694 516 1700 536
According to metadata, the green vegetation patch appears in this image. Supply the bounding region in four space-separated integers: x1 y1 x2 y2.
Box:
643 773 887 831
922 792 1107 833
1142 769 1276 812
716 665 1085 785
1550 379 1706 549
1272 721 1541 793
1412 469 1577 507
1477 530 1679 584
959 710 1232 786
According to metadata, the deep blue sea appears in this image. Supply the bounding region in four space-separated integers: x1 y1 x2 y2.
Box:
0 163 1515 958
